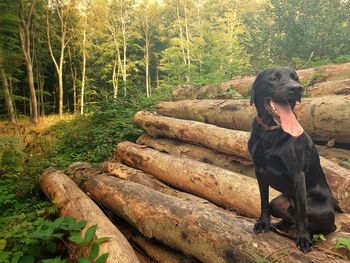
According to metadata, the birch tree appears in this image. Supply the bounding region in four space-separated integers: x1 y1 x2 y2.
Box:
136 0 160 97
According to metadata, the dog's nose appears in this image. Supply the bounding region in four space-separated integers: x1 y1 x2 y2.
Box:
287 84 303 93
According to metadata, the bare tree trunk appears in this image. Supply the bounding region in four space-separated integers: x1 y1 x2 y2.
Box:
80 27 86 115
145 33 150 97
121 13 127 97
19 0 38 124
112 56 120 98
1 68 17 124
68 46 77 114
47 5 70 117
176 2 188 82
183 2 191 77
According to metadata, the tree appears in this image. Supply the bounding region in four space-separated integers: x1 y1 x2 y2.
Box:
136 0 160 97
18 0 38 124
46 0 75 117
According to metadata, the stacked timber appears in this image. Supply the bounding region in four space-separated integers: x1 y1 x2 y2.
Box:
171 62 350 98
40 65 350 262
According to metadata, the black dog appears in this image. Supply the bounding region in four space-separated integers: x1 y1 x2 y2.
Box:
248 67 336 253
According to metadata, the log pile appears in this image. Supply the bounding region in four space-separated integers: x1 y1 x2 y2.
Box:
40 64 350 262
171 62 350 98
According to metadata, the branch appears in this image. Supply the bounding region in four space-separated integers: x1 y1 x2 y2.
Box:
46 12 59 73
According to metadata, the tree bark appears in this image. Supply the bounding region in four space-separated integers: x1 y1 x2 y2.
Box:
69 169 347 263
80 27 86 115
115 141 278 218
137 134 255 177
171 62 350 98
1 69 17 124
40 168 140 263
133 112 350 212
98 161 217 208
134 111 252 161
156 96 350 144
19 0 38 124
306 79 350 97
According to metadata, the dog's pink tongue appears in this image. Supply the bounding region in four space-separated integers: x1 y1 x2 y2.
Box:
273 102 304 137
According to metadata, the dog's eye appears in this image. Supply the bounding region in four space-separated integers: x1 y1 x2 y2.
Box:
290 73 298 80
269 76 277 81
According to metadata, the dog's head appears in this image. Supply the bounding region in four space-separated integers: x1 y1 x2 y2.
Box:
250 67 304 137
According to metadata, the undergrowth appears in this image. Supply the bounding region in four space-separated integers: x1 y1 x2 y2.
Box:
0 87 171 262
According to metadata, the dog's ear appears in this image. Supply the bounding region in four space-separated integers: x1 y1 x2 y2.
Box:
250 71 262 105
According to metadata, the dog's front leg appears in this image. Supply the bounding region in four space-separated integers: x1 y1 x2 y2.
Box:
293 172 313 253
254 171 271 233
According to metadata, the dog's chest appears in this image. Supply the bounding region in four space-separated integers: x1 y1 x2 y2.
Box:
254 144 295 194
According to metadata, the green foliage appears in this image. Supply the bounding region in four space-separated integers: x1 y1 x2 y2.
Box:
335 238 350 251
0 216 109 263
313 234 326 242
256 257 272 263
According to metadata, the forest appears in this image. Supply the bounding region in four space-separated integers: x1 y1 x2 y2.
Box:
1 0 350 262
1 0 349 122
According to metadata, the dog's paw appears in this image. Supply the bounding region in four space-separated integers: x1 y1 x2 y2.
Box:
296 232 313 253
254 220 270 233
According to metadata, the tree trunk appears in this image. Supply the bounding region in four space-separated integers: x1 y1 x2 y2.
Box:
133 112 350 212
68 168 347 263
171 62 350 98
156 96 350 144
40 168 140 263
67 46 76 113
134 111 251 161
19 0 38 124
98 161 217 208
81 28 86 115
115 141 278 218
1 69 17 124
137 134 255 177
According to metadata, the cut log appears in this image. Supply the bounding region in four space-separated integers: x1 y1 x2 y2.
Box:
306 79 350 97
136 134 255 177
115 221 199 263
316 145 350 167
171 62 350 98
69 168 347 263
156 96 350 144
97 160 350 236
320 158 350 212
134 111 251 161
134 112 350 212
115 141 279 218
40 168 140 263
171 83 242 100
98 161 217 208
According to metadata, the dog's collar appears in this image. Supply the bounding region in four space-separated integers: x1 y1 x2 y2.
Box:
255 116 281 130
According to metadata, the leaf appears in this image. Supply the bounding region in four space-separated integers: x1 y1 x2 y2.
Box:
18 255 35 263
42 258 62 263
0 239 6 250
10 251 23 263
94 237 110 245
95 253 108 263
68 231 85 245
77 257 92 263
335 238 350 251
45 240 57 254
83 225 97 244
89 242 99 260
